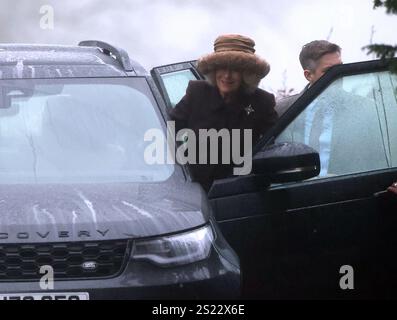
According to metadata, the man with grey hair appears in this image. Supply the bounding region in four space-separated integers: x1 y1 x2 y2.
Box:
275 40 342 176
276 40 342 116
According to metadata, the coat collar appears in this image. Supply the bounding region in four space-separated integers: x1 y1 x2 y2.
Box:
210 85 253 112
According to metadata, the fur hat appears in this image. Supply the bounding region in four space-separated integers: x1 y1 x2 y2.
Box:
197 34 270 80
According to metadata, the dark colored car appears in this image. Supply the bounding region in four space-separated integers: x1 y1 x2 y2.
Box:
0 42 243 300
0 41 396 300
153 56 397 299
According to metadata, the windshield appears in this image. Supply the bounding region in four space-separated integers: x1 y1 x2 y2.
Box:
0 77 173 184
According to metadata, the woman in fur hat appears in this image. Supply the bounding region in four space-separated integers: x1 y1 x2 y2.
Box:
169 34 278 192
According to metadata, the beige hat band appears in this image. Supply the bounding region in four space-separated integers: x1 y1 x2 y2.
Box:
215 43 256 54
197 34 270 80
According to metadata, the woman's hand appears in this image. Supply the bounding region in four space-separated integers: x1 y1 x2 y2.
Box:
388 182 397 195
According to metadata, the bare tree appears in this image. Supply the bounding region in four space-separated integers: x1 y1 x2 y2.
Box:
369 25 377 59
326 27 334 41
276 70 296 100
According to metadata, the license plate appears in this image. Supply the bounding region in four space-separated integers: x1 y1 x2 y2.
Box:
0 292 89 300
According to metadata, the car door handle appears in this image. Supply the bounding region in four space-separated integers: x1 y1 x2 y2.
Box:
374 189 390 197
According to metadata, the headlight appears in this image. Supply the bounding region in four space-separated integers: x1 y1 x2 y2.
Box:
132 225 215 267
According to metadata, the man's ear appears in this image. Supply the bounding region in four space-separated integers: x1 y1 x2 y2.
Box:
304 69 312 82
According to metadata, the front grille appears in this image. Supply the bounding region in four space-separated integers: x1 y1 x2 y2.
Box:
0 240 130 281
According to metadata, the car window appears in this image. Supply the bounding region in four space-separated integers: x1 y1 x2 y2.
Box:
276 71 397 179
160 69 198 107
377 71 397 168
0 78 173 184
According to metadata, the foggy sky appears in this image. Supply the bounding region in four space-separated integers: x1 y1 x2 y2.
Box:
1 0 396 93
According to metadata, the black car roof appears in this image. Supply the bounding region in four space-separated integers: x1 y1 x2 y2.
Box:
0 41 148 79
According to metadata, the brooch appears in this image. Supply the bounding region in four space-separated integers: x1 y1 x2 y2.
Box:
244 104 255 116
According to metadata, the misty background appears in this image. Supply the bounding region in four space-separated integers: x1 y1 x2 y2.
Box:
1 0 396 94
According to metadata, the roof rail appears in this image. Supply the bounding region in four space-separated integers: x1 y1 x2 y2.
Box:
78 40 133 72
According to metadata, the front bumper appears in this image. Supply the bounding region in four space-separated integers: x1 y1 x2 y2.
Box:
0 230 241 300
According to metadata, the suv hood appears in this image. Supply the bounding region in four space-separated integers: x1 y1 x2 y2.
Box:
0 181 209 243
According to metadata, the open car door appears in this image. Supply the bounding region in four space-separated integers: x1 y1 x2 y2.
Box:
208 58 397 299
150 61 203 109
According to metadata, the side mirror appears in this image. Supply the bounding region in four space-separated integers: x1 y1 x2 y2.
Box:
208 142 320 199
253 142 320 183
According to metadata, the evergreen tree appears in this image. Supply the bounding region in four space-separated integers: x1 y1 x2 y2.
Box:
364 0 397 71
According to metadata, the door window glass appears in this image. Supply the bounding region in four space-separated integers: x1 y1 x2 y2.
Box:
160 69 198 107
276 71 397 178
376 72 397 168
